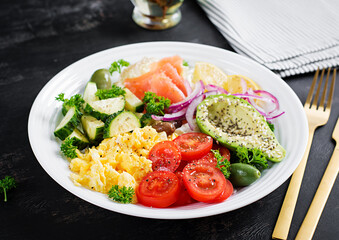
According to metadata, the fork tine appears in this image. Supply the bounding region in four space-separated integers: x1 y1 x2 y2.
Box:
305 68 320 108
326 68 336 111
319 68 331 110
312 68 326 109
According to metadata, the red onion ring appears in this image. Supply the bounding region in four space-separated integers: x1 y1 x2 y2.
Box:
205 84 229 94
240 78 247 93
184 79 192 96
204 90 219 98
186 94 206 130
253 90 280 114
152 107 187 121
168 80 204 113
234 89 283 120
266 111 285 120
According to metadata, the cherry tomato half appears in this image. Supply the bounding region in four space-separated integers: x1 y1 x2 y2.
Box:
173 133 213 161
192 145 231 167
148 141 181 172
206 179 233 203
212 144 231 162
182 162 226 202
192 152 218 166
172 171 195 206
136 171 180 208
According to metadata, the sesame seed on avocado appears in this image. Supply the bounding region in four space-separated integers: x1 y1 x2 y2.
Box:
195 94 285 162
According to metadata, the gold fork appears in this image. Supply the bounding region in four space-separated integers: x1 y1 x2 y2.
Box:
272 68 337 240
295 117 339 240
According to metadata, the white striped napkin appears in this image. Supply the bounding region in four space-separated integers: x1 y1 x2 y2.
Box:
197 0 339 77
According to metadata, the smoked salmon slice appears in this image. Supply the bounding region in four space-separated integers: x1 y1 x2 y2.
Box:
124 71 153 100
151 55 183 76
159 63 187 96
124 56 187 103
149 72 186 104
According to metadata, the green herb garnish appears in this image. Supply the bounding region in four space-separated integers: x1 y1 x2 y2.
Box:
60 137 78 159
0 176 16 202
108 185 135 204
143 92 170 116
109 59 130 74
183 60 189 67
56 93 84 114
211 149 231 179
236 147 268 171
95 85 126 100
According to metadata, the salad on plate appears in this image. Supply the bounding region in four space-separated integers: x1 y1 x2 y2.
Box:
53 55 286 208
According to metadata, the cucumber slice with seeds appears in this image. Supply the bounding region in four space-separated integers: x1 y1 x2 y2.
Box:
124 88 144 112
104 111 141 138
81 115 105 142
54 107 80 140
84 96 125 121
68 128 89 149
83 82 99 103
134 112 144 119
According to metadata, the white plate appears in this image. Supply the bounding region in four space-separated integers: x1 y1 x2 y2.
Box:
28 42 308 219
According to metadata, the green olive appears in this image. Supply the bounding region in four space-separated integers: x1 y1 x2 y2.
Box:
229 163 261 187
90 69 112 89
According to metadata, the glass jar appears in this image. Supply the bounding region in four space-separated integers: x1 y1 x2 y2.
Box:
130 0 184 30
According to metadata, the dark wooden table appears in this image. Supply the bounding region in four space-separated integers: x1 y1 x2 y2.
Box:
1 1 338 239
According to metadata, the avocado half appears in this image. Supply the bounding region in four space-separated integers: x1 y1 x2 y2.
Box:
196 94 286 162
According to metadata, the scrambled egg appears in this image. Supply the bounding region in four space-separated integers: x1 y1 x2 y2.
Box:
69 126 177 201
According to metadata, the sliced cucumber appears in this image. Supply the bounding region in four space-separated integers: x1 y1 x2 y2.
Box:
61 105 71 116
134 112 144 119
124 88 144 112
84 96 125 121
54 107 80 140
83 82 99 103
68 128 89 149
139 113 154 127
104 111 141 138
81 115 105 142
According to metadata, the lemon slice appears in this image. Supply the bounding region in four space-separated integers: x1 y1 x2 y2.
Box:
192 62 228 86
224 75 260 94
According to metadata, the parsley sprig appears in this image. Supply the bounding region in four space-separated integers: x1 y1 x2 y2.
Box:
0 176 16 202
211 149 231 179
109 59 130 74
108 185 135 204
56 93 84 114
61 137 78 159
143 92 170 116
95 85 126 100
236 147 268 171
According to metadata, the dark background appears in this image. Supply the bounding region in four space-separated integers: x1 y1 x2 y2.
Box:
0 0 338 239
